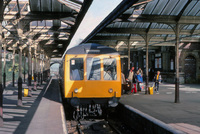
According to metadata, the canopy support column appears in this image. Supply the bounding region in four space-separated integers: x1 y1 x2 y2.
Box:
145 34 150 94
0 20 4 126
37 47 41 86
28 40 32 96
40 51 44 85
46 57 50 79
12 48 16 87
174 24 180 103
37 54 41 86
33 45 37 91
17 20 24 106
141 33 152 95
23 52 26 83
128 39 131 70
17 45 23 106
3 45 6 89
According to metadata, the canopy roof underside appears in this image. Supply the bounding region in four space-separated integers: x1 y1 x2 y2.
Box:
86 0 200 52
2 0 90 58
3 0 200 57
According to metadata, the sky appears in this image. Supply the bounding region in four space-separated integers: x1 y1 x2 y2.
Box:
53 0 122 69
66 0 122 50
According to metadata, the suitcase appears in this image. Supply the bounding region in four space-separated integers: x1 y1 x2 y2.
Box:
124 81 132 91
148 87 153 95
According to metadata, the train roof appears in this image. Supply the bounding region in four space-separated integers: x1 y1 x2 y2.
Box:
66 43 119 55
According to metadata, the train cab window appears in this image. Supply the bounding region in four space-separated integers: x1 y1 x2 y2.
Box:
70 58 84 80
87 58 101 80
103 58 117 80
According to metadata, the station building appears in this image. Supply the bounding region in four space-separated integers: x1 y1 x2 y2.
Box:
121 43 200 84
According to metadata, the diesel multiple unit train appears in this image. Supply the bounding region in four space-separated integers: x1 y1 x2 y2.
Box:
59 43 121 119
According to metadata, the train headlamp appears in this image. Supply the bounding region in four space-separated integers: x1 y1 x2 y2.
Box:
74 88 78 93
108 88 113 93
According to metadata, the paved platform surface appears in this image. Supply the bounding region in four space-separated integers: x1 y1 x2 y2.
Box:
120 82 200 134
0 78 66 134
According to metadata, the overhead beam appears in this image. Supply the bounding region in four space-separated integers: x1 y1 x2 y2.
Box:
129 15 200 24
102 28 200 35
4 12 74 20
176 0 192 22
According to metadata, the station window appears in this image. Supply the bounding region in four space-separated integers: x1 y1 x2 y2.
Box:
103 58 117 80
170 59 174 70
155 53 162 69
70 58 84 80
87 58 101 80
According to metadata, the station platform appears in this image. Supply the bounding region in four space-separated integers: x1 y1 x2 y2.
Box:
0 78 66 134
120 82 200 134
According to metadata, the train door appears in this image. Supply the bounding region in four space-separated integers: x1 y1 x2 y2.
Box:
184 55 196 83
65 56 85 98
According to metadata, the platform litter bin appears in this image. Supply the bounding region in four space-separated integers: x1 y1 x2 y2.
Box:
24 89 29 97
148 87 153 95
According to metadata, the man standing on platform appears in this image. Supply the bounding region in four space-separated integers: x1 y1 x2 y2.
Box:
154 71 162 93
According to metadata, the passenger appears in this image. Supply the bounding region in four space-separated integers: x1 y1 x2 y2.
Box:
154 71 162 93
104 69 113 80
72 69 81 80
136 71 143 91
137 67 143 76
121 72 126 94
127 67 136 84
121 72 126 84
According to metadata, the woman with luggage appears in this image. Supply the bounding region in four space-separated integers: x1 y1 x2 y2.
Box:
136 71 143 91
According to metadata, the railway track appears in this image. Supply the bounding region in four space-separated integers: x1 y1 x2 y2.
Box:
62 100 136 133
66 119 116 134
66 118 135 134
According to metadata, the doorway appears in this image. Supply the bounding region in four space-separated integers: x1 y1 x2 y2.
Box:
184 55 196 83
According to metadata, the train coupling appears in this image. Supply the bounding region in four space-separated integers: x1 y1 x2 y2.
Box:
108 97 118 107
70 97 80 107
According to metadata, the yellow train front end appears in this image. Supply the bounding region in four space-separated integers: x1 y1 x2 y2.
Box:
64 54 121 107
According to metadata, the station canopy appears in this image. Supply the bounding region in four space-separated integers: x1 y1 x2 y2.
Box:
2 0 92 58
3 0 200 58
84 0 200 54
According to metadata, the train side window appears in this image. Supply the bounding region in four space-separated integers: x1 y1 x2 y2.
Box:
103 58 117 80
70 58 84 80
87 58 101 80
